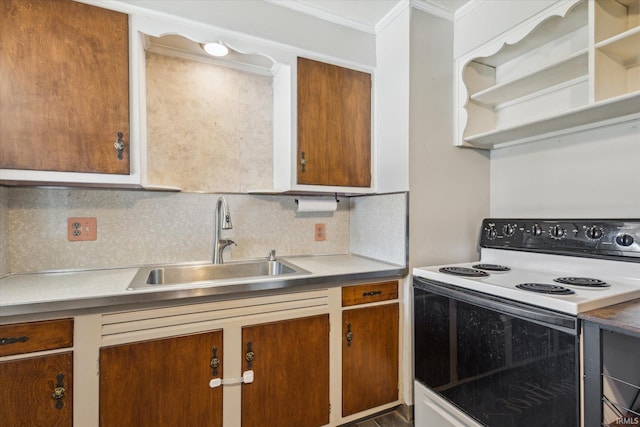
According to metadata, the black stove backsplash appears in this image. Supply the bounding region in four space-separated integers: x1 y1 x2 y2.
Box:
480 219 640 261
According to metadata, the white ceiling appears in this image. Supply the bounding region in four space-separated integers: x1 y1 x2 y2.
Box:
267 0 474 33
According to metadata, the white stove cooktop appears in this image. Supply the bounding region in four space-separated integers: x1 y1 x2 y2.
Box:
413 249 640 315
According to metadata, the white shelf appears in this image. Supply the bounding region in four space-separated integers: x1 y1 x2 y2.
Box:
596 26 640 64
474 1 588 68
470 49 588 106
463 91 640 148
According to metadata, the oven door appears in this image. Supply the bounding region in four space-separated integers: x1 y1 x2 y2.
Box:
413 277 580 427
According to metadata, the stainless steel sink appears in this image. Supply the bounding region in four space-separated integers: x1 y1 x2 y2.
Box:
127 259 308 290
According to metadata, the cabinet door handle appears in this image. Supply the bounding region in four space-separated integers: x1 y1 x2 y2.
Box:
210 346 220 377
52 373 66 409
362 290 382 297
300 151 307 173
0 336 29 346
114 132 125 160
245 342 255 370
346 322 353 347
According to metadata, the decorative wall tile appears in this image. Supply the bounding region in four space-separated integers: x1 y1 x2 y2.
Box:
7 188 350 273
350 193 407 265
146 52 273 193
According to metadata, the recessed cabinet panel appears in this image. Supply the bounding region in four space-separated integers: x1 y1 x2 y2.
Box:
297 57 371 188
0 0 129 174
99 330 223 427
0 352 73 427
343 303 399 417
241 314 330 427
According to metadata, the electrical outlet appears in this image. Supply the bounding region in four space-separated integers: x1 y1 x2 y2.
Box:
68 217 97 241
315 223 326 241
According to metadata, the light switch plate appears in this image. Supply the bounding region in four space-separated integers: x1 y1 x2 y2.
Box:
68 217 97 241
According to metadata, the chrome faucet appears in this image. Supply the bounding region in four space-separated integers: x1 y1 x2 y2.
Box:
213 196 235 264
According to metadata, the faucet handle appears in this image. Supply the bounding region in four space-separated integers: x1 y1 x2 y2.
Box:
268 249 276 261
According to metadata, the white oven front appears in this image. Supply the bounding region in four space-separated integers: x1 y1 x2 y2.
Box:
415 380 482 427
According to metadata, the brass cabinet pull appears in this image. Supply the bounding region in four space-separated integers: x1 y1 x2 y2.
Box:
210 346 220 377
114 132 125 160
346 322 353 347
52 373 66 409
362 290 382 297
245 342 255 369
0 336 29 346
300 151 307 173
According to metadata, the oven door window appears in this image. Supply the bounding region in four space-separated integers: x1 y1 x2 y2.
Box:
414 285 578 427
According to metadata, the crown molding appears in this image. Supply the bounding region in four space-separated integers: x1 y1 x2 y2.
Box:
266 0 411 34
410 0 455 21
375 0 411 33
266 0 377 34
454 0 486 21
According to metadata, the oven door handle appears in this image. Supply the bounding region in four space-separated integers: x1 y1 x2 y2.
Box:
414 277 578 335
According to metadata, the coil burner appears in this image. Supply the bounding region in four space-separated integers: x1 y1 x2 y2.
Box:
554 277 609 288
472 264 511 272
516 283 575 295
438 267 489 277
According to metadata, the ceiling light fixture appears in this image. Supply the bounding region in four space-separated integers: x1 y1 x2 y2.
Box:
202 41 229 57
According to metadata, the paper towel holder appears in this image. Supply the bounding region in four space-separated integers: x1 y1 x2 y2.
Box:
294 193 340 206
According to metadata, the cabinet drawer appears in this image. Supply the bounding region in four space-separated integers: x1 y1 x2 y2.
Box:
342 281 398 307
0 319 73 357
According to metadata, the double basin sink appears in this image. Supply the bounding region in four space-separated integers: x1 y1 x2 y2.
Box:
128 259 309 291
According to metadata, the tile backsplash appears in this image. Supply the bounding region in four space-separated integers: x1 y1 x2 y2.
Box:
3 187 407 274
7 188 350 273
145 52 273 193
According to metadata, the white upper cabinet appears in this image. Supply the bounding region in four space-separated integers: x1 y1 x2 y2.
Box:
455 0 640 149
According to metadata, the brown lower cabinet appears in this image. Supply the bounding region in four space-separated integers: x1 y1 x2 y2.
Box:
99 330 223 427
0 352 73 426
342 303 399 417
241 314 330 427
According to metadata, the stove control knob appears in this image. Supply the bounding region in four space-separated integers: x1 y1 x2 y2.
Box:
550 225 565 239
503 224 515 237
586 226 604 240
486 226 497 240
531 224 542 236
616 234 634 247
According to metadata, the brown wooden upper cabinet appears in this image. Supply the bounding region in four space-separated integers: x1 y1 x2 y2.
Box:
0 0 130 174
297 57 371 188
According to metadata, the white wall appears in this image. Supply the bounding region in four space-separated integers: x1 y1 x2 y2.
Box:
375 6 410 194
410 10 490 268
491 120 640 218
408 7 491 408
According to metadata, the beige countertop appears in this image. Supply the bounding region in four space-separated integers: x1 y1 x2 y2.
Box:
0 254 406 318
